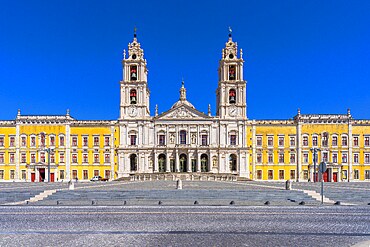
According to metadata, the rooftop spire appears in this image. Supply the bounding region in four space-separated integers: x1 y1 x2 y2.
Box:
134 26 137 38
228 26 232 39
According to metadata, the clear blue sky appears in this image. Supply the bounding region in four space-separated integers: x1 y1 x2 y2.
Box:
1 0 370 120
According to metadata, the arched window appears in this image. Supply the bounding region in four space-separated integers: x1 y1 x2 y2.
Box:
130 89 137 104
229 154 237 172
130 65 137 81
179 154 187 172
158 154 166 172
229 89 236 104
228 65 236 80
201 154 208 172
180 130 187 144
130 154 137 172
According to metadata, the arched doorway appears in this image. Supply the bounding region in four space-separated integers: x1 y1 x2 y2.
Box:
130 154 137 172
229 154 237 172
158 154 166 172
201 154 208 172
179 154 187 172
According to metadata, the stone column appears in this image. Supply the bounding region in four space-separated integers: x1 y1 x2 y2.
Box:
296 118 302 182
348 114 353 182
166 151 171 172
175 150 179 172
65 123 71 180
251 121 256 180
15 123 20 181
187 152 192 172
154 151 158 172
197 152 201 172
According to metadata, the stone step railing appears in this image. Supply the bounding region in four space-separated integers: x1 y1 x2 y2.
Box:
129 173 238 182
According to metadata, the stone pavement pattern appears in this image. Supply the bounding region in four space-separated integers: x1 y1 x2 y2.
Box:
0 206 369 247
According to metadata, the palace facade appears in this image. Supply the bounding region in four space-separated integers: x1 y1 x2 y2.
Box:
1 32 370 182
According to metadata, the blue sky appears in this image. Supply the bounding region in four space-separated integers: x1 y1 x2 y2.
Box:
1 0 370 120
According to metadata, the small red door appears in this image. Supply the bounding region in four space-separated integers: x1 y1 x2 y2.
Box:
322 172 328 182
31 173 35 182
50 173 55 182
333 172 338 182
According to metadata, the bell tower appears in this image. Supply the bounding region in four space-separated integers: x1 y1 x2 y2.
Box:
120 29 150 119
216 28 247 119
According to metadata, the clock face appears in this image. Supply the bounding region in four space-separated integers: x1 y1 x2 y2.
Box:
229 106 237 117
128 106 137 117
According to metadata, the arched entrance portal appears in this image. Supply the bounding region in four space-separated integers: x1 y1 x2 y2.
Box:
158 154 166 172
130 154 137 172
229 154 237 172
179 154 187 172
201 154 208 172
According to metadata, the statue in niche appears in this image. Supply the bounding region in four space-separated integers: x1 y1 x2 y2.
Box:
191 134 196 144
169 134 175 144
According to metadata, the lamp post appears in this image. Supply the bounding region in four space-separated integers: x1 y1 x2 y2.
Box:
310 148 321 182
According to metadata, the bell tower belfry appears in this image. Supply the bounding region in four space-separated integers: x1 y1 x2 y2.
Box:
120 29 150 119
216 28 247 119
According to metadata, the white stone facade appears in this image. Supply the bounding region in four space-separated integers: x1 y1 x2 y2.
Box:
117 32 249 178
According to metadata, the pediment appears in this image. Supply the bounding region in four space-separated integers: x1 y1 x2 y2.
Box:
156 104 210 120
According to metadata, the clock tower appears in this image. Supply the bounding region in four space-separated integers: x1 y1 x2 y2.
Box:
119 30 150 119
216 29 247 119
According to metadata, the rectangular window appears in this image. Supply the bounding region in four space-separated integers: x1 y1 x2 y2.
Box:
10 170 15 179
83 136 88 147
31 153 36 163
279 152 284 163
332 153 338 163
59 136 65 146
268 170 273 180
342 153 348 163
303 153 309 163
256 136 262 146
279 170 284 180
72 137 77 147
40 152 45 163
94 154 99 163
342 136 348 146
72 154 77 163
158 135 166 145
94 136 99 146
366 153 370 164
40 134 45 147
21 136 27 147
50 154 55 163
21 153 26 163
353 136 359 147
83 153 88 163
312 136 318 146
31 136 36 147
50 136 55 146
104 137 110 146
303 170 308 180
257 152 262 163
354 153 359 164
105 170 111 179
201 135 208 146
278 136 284 147
332 136 337 146
0 153 3 163
130 135 137 145
94 170 99 176
0 137 4 146
83 170 88 180
21 170 26 180
105 154 110 163
290 153 295 164
72 170 77 180
230 135 237 145
290 170 296 180
364 136 370 147
322 152 328 162
267 136 273 147
290 136 295 147
257 170 262 180
130 65 137 81
10 136 15 147
365 170 370 180
342 170 348 180
60 170 65 180
268 152 273 164
228 65 236 80
0 170 3 179
354 170 359 180
303 136 308 146
9 153 15 163
60 153 65 163
322 134 328 147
